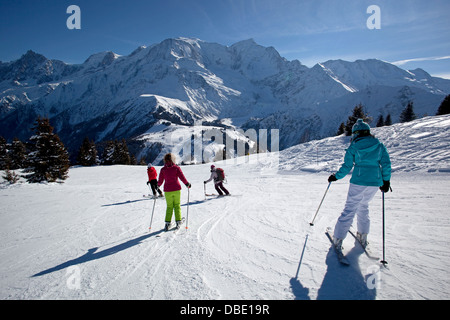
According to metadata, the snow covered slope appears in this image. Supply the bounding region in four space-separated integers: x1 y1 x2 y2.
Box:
279 114 450 173
1 115 450 300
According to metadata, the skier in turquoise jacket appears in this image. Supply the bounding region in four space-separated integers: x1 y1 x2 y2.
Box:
328 119 391 252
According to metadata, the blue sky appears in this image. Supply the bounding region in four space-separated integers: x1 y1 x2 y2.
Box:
1 0 449 78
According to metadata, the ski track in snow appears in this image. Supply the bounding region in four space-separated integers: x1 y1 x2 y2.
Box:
1 115 450 300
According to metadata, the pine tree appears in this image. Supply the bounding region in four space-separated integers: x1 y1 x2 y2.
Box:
101 139 131 165
130 154 137 166
336 122 346 135
102 140 116 165
138 157 147 166
344 104 371 136
77 137 98 166
399 101 417 123
0 136 9 170
25 117 70 183
376 115 385 127
2 168 19 184
115 139 131 165
9 138 27 169
384 114 392 126
436 94 450 115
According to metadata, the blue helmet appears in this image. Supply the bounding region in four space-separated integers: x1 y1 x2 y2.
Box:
352 119 370 134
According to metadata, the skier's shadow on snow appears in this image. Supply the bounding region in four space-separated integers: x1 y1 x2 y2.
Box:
182 197 220 206
316 246 377 300
290 278 311 300
102 198 148 207
181 199 207 206
290 234 311 300
31 230 163 277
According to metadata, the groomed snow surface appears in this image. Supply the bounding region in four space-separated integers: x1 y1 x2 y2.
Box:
1 115 450 300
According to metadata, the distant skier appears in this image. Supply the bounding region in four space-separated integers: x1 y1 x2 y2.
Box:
147 163 163 198
158 153 191 231
328 119 391 253
204 165 230 196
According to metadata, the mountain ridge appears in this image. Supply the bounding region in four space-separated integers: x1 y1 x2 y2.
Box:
1 37 449 163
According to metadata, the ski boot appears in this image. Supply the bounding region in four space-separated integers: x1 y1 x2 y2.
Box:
176 219 184 230
356 232 368 249
333 237 344 254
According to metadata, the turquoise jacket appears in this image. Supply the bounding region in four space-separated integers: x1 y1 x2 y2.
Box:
335 136 391 187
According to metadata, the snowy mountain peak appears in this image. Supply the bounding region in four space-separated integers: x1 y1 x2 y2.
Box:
84 51 119 66
230 38 258 49
0 50 74 85
174 37 203 47
129 45 147 57
82 51 120 73
19 50 48 65
320 58 449 94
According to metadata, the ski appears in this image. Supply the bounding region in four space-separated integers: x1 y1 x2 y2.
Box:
325 228 350 266
348 228 379 260
143 194 164 199
206 194 239 198
155 218 186 237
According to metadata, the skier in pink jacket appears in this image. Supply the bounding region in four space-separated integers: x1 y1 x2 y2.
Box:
158 153 191 230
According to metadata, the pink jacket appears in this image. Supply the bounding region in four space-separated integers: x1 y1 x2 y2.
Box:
158 162 189 192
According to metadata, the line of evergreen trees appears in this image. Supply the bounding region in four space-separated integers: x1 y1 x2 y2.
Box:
1 117 144 184
1 117 70 183
77 137 140 166
337 94 450 136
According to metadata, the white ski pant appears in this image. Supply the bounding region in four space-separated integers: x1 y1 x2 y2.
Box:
333 183 379 240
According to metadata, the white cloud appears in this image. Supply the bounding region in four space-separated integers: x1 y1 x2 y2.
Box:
431 72 450 80
391 56 450 66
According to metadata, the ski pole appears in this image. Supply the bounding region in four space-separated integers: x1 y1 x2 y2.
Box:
149 196 157 231
186 187 190 230
380 192 388 266
309 182 331 226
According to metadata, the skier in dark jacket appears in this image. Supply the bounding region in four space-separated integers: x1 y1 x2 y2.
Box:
204 165 230 196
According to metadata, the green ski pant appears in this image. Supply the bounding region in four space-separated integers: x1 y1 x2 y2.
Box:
164 190 182 222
